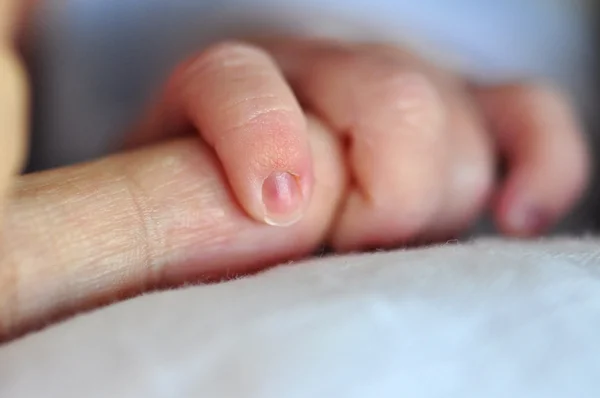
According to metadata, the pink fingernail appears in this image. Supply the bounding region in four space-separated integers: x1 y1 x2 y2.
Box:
507 204 551 236
261 171 304 227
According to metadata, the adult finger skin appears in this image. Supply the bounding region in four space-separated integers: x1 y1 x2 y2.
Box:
0 116 346 340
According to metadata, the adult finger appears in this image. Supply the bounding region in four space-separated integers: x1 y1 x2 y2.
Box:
127 41 313 227
474 83 590 236
0 116 346 340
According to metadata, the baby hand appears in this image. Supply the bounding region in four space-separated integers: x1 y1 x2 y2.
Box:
127 38 589 251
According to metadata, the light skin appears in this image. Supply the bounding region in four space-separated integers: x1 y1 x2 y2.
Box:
0 3 591 340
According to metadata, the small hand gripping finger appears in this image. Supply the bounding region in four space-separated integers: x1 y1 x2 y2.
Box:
260 39 449 250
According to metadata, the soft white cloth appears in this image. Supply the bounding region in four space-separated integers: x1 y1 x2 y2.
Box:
2 238 600 397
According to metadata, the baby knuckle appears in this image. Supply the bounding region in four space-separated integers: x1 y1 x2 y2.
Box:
385 72 442 116
360 69 446 137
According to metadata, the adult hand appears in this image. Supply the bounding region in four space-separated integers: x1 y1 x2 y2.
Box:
0 116 347 341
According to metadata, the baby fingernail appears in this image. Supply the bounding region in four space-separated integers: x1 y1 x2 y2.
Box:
507 203 551 236
261 171 304 227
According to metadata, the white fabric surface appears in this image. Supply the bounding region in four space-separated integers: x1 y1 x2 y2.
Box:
2 238 600 397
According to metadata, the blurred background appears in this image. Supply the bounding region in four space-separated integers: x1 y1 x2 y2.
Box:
22 0 598 235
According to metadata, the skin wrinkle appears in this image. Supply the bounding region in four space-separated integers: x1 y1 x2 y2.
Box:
118 156 170 288
201 77 298 130
118 174 159 288
141 142 248 273
232 106 300 133
216 92 281 117
44 177 133 292
216 108 302 149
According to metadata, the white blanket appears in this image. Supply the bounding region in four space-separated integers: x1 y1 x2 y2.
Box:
2 238 600 397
